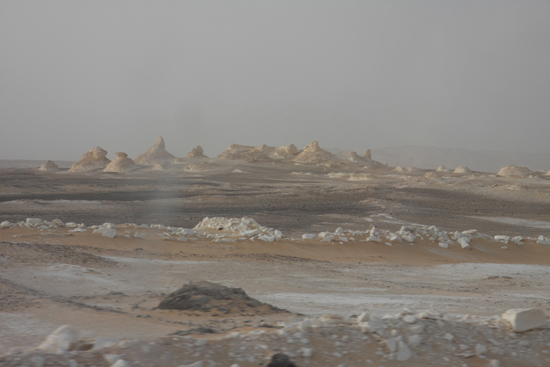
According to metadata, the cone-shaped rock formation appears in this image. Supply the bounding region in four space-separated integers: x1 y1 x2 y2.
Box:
134 137 175 165
104 152 135 172
186 145 208 158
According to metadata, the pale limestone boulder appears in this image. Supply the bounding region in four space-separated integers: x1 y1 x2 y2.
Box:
363 149 372 159
186 145 208 158
69 147 110 172
104 152 135 172
501 308 547 332
134 136 175 165
37 325 79 354
38 160 59 172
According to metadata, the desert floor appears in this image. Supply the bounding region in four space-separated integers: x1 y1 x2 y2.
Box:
1 160 550 367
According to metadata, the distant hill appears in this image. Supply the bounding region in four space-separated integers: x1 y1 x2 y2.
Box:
372 146 550 173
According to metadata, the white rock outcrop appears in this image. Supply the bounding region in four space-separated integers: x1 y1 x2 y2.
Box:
39 160 59 172
186 145 208 158
501 308 547 332
453 166 473 174
436 165 452 172
497 165 533 178
217 144 272 161
134 137 175 165
274 144 300 159
293 141 333 163
69 147 111 172
104 152 135 173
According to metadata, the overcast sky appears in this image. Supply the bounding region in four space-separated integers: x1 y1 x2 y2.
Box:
1 1 549 161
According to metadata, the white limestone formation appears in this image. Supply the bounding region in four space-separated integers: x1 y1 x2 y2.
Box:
293 141 333 163
134 137 175 165
436 165 452 172
453 166 473 174
104 152 135 173
186 145 208 158
38 160 59 172
274 144 300 159
217 144 272 161
497 165 533 178
363 149 372 159
68 147 110 172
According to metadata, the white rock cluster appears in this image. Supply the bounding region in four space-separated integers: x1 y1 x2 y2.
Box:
194 217 283 242
3 215 550 251
17 307 549 367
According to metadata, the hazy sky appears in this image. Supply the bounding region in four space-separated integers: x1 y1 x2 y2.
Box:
1 1 550 161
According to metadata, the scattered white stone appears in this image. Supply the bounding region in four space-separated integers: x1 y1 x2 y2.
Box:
511 236 524 245
389 234 402 243
178 362 203 367
0 221 11 229
409 323 425 334
403 315 417 324
37 325 79 354
111 360 131 367
301 348 314 357
396 341 412 361
357 312 369 323
302 234 317 240
385 338 398 353
457 237 471 249
418 311 440 320
26 218 43 225
537 236 550 245
102 229 117 238
134 232 147 239
501 308 548 332
443 333 454 341
438 242 449 249
475 343 487 356
367 236 381 243
408 334 422 348
494 235 510 244
401 233 416 243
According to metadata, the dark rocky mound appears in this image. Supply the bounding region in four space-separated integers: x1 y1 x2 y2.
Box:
267 353 297 367
158 281 284 313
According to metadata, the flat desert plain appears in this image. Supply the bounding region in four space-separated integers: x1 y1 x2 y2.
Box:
1 158 550 367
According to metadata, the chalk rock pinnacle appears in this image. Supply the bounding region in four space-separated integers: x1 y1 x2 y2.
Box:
186 145 208 158
134 137 175 165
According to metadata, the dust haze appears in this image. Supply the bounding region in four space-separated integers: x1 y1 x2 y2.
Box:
1 1 550 162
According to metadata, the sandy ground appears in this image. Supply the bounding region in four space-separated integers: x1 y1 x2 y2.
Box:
1 161 550 366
